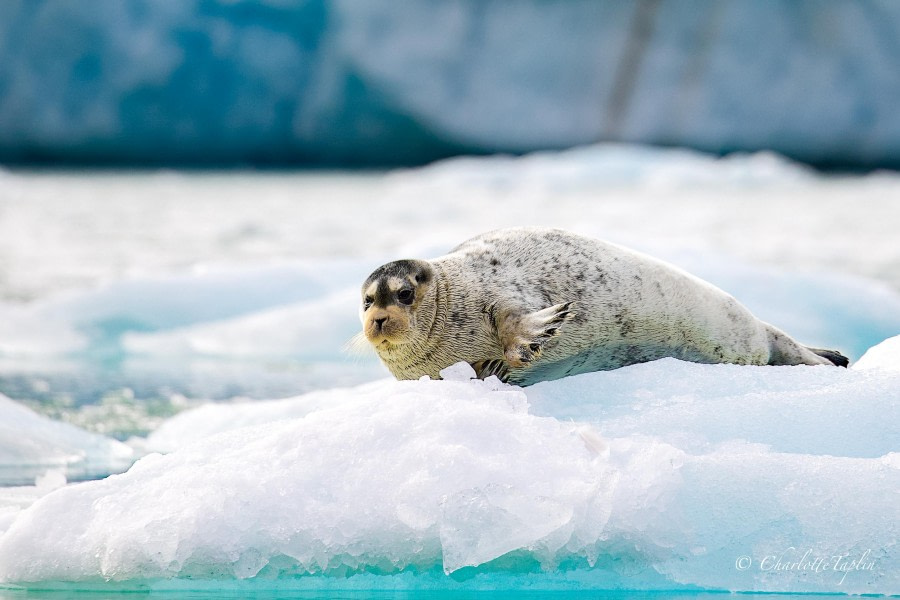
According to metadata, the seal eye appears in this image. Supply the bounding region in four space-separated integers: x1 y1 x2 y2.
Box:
363 296 373 310
397 289 414 305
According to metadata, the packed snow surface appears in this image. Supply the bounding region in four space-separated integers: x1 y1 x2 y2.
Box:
855 334 900 372
1 345 897 593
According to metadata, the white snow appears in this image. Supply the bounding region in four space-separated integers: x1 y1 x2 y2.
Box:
146 383 380 454
0 485 52 538
854 335 900 372
528 358 900 458
1 351 897 593
147 353 900 461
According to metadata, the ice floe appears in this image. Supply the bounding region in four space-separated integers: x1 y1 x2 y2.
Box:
1 350 896 593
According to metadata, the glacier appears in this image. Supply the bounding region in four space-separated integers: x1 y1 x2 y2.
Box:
0 339 897 593
2 2 900 167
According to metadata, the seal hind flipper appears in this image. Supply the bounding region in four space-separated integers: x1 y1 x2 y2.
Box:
808 347 849 368
766 326 845 367
495 301 576 368
472 359 510 383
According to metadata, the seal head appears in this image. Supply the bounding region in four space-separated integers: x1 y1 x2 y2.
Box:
360 259 435 347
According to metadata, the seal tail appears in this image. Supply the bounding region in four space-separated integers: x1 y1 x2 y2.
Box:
807 347 849 368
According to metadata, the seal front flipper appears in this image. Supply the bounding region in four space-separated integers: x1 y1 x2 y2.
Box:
471 358 510 383
491 301 576 368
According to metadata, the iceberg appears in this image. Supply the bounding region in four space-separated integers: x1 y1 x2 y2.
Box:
1 347 897 593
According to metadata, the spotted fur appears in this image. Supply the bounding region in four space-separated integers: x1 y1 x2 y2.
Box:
359 227 846 386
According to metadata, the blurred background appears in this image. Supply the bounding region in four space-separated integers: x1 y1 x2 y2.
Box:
1 0 899 473
2 1 900 168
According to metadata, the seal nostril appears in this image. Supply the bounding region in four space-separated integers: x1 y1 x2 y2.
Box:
375 317 388 329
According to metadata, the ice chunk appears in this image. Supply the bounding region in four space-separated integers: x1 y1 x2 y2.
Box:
0 377 600 583
147 352 900 460
854 335 900 372
0 394 134 486
146 381 387 453
438 361 477 381
527 355 900 458
0 357 896 593
34 469 66 492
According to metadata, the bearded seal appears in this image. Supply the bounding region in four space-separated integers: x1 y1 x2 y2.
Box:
358 227 847 386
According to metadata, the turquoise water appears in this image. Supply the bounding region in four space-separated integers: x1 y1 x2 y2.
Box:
0 591 880 600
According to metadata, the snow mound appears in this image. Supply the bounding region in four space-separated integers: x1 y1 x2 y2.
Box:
528 357 900 458
1 352 897 593
146 382 380 453
854 334 900 372
0 395 134 486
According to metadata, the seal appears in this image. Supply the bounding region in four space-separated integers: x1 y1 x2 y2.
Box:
358 227 848 386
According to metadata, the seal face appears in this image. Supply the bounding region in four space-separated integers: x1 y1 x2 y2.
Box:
360 259 434 347
359 227 847 386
